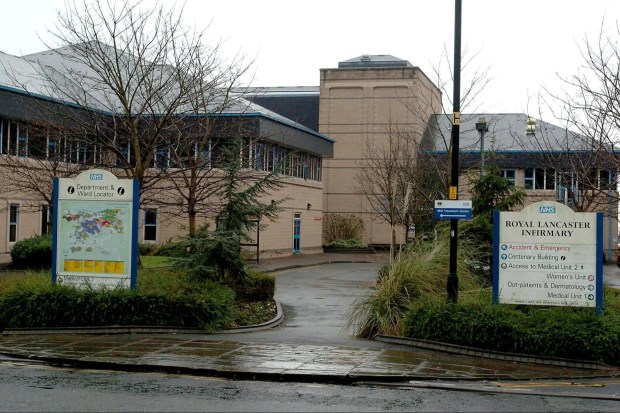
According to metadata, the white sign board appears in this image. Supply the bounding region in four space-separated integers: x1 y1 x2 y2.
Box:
493 201 603 312
52 169 139 289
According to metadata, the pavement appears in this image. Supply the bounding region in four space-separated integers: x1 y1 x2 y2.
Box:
1 252 620 388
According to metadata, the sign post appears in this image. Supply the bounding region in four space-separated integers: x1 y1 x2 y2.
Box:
493 201 603 314
52 169 139 290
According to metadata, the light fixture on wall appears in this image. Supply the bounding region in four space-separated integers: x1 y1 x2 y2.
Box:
307 203 311 210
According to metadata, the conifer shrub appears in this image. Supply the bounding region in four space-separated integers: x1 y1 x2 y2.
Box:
155 239 191 258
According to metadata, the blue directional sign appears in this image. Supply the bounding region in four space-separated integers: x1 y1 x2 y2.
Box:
434 200 473 220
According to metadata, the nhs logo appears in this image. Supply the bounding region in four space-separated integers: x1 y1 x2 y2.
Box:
90 173 103 181
539 206 556 213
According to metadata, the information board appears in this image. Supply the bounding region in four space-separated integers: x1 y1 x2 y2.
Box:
493 201 603 313
52 169 139 289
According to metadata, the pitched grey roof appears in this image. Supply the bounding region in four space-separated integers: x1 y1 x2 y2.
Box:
425 113 586 154
0 43 333 148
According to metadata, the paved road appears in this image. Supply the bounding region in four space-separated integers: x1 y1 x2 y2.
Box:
604 263 620 288
208 262 392 348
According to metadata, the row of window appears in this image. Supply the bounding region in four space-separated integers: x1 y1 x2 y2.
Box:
0 117 323 182
501 168 617 191
152 139 322 181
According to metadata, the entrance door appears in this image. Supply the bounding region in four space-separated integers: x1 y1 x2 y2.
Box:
293 213 301 254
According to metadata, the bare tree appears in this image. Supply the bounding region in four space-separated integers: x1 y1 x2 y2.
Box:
355 47 492 252
0 122 85 219
523 19 620 214
356 123 444 254
0 0 255 239
425 45 492 183
147 118 265 236
4 0 250 201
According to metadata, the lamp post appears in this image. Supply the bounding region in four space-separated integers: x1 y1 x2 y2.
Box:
476 117 488 176
447 0 462 303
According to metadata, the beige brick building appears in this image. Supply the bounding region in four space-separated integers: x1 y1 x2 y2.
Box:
0 46 333 260
248 56 618 259
319 55 442 245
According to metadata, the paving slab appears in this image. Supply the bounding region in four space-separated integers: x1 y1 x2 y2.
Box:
2 252 620 384
1 334 617 383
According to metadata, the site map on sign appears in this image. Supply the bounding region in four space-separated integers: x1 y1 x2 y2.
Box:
57 200 132 275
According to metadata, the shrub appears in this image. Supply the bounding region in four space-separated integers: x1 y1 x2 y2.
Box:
138 242 158 256
0 270 235 331
230 270 276 301
324 238 368 249
402 289 620 366
179 226 247 284
0 288 234 331
323 214 364 244
347 228 485 338
155 239 191 258
10 235 53 269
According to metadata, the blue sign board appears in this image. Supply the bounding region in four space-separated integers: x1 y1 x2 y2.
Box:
434 200 473 220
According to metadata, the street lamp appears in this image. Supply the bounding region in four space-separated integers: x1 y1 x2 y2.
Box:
476 117 488 176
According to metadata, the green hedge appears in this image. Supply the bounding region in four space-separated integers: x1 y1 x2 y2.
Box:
402 292 620 366
0 279 235 331
10 235 52 269
229 271 276 301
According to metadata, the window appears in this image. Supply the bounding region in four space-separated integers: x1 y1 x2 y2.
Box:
501 169 516 185
254 142 266 171
241 138 252 168
116 141 131 167
47 132 59 160
524 168 555 190
556 172 578 202
41 205 51 236
0 119 21 156
144 209 157 241
155 146 169 169
599 170 617 190
9 204 18 242
198 140 211 169
29 125 48 159
210 138 237 168
0 118 6 154
17 123 28 157
8 122 17 155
